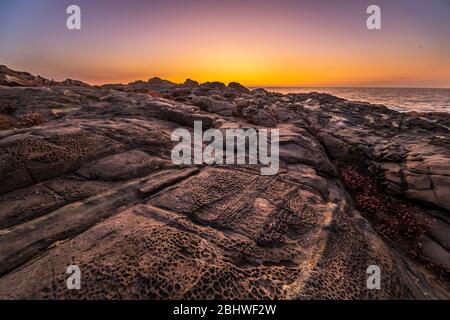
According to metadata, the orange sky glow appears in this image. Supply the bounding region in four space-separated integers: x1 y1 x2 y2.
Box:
1 0 449 87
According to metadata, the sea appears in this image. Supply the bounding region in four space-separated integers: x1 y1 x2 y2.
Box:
260 87 450 113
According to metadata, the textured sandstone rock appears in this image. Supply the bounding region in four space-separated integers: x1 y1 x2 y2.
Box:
0 65 448 299
0 184 66 229
76 150 169 181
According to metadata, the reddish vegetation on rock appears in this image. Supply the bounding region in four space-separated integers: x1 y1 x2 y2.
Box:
20 111 46 127
341 168 430 248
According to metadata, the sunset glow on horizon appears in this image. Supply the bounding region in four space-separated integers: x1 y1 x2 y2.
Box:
1 0 449 87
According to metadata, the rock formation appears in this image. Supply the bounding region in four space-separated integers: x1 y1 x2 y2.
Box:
0 65 448 299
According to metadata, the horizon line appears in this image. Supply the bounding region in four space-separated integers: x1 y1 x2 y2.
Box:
3 64 450 90
252 85 450 90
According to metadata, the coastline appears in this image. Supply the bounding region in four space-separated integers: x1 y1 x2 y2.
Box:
257 87 450 114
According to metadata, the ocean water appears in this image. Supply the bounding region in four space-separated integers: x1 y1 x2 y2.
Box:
262 87 450 113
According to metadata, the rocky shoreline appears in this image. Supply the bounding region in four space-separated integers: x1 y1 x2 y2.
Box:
0 65 449 299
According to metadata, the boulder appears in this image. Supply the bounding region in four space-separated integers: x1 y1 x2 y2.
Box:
192 96 236 116
228 82 250 93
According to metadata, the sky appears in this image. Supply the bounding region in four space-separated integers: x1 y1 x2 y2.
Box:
0 0 449 87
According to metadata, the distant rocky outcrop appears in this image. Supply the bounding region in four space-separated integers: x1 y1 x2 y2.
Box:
228 81 250 93
0 65 90 88
184 79 199 87
0 66 448 300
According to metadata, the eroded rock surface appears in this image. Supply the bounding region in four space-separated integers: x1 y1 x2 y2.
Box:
0 65 448 299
